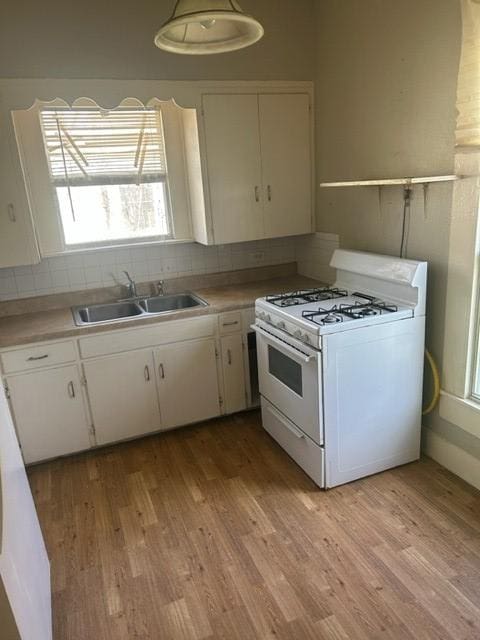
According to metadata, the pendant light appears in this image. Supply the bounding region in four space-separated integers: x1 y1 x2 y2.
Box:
154 0 264 55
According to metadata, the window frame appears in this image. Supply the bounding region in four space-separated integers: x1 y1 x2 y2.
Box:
439 152 480 436
12 97 193 257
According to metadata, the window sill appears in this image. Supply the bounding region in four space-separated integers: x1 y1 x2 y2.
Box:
42 236 194 257
439 390 480 438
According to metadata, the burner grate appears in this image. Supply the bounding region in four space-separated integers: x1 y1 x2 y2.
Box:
266 287 348 307
302 301 398 326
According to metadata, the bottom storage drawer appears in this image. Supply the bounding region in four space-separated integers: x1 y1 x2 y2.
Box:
261 397 324 488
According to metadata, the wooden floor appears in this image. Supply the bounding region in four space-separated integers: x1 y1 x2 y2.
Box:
28 411 480 640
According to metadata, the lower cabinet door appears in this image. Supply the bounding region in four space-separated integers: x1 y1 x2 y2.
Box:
83 350 161 445
221 334 247 414
8 364 90 463
155 338 220 429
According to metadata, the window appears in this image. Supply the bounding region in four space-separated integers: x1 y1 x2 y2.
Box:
12 96 196 255
40 107 172 247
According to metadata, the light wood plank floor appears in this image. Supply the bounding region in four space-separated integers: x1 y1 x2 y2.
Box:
28 411 480 640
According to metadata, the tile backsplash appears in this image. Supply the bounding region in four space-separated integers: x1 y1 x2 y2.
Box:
0 237 295 300
296 232 340 283
0 232 339 301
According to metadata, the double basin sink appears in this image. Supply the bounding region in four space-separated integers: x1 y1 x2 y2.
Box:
72 293 208 326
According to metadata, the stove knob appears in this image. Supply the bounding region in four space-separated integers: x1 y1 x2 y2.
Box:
303 334 311 343
293 329 302 339
265 314 271 322
277 321 286 329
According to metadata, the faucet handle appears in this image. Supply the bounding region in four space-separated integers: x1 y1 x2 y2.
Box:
156 280 165 296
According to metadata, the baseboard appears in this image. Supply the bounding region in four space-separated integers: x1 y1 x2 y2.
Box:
423 427 480 491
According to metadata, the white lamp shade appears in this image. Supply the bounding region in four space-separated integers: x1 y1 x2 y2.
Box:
154 0 264 55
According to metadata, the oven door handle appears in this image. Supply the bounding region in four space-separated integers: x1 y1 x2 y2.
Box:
251 325 316 364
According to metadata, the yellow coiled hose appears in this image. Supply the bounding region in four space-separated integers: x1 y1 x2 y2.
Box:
423 349 441 415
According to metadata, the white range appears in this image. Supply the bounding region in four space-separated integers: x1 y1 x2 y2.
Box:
253 249 427 489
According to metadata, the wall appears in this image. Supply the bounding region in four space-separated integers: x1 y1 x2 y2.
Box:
0 238 298 301
314 0 480 475
0 1 317 300
0 1 315 81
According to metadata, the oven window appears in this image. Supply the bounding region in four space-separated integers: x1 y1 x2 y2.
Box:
268 346 303 396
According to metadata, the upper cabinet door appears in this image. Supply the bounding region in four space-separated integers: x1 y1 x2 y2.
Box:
202 94 264 244
259 94 313 238
155 338 220 429
0 105 40 268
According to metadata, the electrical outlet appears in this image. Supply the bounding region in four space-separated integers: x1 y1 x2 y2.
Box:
251 251 265 262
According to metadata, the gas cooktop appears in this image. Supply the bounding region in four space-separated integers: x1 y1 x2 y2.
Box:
256 286 414 341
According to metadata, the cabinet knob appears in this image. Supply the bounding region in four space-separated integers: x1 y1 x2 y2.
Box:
227 349 232 365
144 365 151 382
67 381 75 398
159 363 165 379
267 185 272 202
254 186 260 202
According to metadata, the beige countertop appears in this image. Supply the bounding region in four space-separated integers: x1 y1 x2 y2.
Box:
0 275 319 349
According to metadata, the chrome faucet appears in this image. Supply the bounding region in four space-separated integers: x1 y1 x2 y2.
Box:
123 271 138 298
155 280 165 296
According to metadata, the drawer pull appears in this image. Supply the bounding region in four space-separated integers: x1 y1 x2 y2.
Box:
269 404 305 439
267 185 272 202
254 186 260 202
227 349 232 365
27 354 49 362
222 321 239 327
67 381 75 398
159 363 165 379
144 365 151 382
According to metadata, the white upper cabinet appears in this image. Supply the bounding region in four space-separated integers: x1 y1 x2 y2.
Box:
202 94 264 244
259 94 312 238
198 92 313 245
0 104 40 268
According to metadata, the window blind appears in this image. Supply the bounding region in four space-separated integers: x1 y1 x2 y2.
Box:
40 107 167 187
456 0 480 147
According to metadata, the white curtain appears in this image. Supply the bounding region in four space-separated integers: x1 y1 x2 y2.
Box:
456 0 480 146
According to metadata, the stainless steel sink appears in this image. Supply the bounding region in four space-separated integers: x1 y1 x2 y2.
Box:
73 301 143 325
72 293 208 326
139 293 207 314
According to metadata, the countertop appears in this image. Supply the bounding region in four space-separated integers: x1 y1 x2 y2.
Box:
0 275 319 349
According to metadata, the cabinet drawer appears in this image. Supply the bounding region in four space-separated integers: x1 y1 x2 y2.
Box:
1 340 77 374
261 397 324 488
218 311 242 335
79 315 216 358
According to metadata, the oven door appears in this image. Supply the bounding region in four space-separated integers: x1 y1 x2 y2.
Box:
254 323 323 445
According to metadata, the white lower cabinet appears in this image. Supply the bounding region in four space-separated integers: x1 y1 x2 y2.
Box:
155 338 220 428
221 334 247 414
7 364 90 463
2 308 254 461
83 350 161 445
